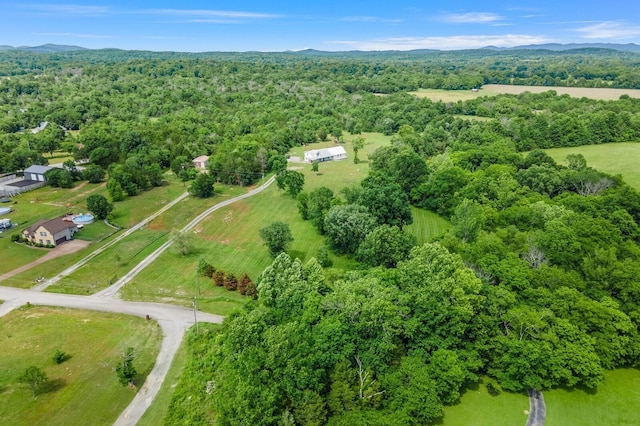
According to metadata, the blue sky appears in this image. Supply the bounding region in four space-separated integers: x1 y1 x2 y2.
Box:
2 1 640 51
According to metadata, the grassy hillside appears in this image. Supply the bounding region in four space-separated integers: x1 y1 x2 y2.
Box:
544 142 640 190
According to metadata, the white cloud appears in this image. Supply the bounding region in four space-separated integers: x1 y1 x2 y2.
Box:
576 21 640 39
33 32 110 39
327 34 553 51
341 16 402 24
21 4 109 15
142 9 281 19
439 12 504 24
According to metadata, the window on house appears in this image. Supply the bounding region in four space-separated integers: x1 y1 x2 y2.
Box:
46 240 51 245
39 239 43 244
40 231 46 236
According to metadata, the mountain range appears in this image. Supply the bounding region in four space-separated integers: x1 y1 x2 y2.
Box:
0 42 639 54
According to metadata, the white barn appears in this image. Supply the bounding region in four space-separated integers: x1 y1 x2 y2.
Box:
304 146 347 163
23 165 56 182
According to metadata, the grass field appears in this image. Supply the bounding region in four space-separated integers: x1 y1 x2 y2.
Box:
405 207 451 244
410 85 640 102
0 305 161 426
544 368 640 426
543 142 640 190
441 379 529 426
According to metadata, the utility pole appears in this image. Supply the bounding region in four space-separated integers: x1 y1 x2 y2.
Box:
192 296 198 334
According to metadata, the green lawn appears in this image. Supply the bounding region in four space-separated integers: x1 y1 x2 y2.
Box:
406 207 451 244
544 142 640 190
0 305 161 426
441 380 529 426
48 229 170 295
545 368 640 426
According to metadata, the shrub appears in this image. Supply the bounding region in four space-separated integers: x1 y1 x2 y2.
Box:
486 380 501 396
237 273 252 295
11 234 20 242
213 271 225 287
52 349 69 364
317 246 332 267
224 273 238 291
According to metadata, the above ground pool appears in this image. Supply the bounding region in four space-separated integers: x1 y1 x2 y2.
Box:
72 213 94 224
0 207 11 215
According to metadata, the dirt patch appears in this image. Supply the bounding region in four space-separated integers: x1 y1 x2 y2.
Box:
147 217 165 231
71 181 89 192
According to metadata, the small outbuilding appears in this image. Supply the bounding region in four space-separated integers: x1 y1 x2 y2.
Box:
192 155 210 170
23 165 56 182
304 146 347 163
22 216 78 246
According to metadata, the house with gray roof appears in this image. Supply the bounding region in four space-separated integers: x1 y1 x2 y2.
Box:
23 165 56 182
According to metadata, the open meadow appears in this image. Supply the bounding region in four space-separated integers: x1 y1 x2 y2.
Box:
543 142 640 190
410 85 640 102
0 305 161 426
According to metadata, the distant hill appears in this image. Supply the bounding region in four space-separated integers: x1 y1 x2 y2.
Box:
491 43 640 53
0 44 88 53
0 42 638 55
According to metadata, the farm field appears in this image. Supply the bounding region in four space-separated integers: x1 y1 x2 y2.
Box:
0 305 161 426
544 142 640 190
410 85 640 102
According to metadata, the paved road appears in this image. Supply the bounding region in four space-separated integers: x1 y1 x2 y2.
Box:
1 177 275 425
0 286 223 426
526 389 546 426
94 175 275 299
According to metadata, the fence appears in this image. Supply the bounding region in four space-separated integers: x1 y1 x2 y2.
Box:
0 174 16 184
0 181 47 197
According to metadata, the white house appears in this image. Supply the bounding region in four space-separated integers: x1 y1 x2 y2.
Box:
192 155 210 170
304 146 347 163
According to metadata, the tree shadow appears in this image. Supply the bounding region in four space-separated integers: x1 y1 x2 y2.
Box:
42 378 66 394
288 249 306 261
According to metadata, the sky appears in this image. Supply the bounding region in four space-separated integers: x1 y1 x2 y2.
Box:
2 1 640 52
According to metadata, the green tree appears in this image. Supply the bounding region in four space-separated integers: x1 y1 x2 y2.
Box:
86 194 113 220
116 347 137 386
82 164 106 183
351 136 365 164
324 204 378 254
359 174 413 227
189 173 215 198
18 365 48 399
308 187 335 234
259 221 293 257
451 199 484 243
171 229 193 256
356 225 417 268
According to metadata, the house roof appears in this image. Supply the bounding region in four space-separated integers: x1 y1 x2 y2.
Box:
193 155 210 162
304 146 347 159
23 165 56 175
24 217 77 236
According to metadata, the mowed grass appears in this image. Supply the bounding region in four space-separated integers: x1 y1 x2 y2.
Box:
544 368 640 426
1 174 194 287
48 229 170 295
0 305 161 426
410 85 640 102
441 380 529 426
543 142 640 190
405 207 451 244
121 185 329 315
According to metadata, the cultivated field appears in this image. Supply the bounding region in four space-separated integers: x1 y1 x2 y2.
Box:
410 85 640 102
0 305 161 426
544 142 640 190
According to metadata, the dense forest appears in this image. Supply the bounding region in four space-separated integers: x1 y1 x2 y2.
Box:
2 48 640 424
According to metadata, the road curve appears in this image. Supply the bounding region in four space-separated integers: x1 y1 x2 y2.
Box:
0 286 223 426
94 175 275 299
